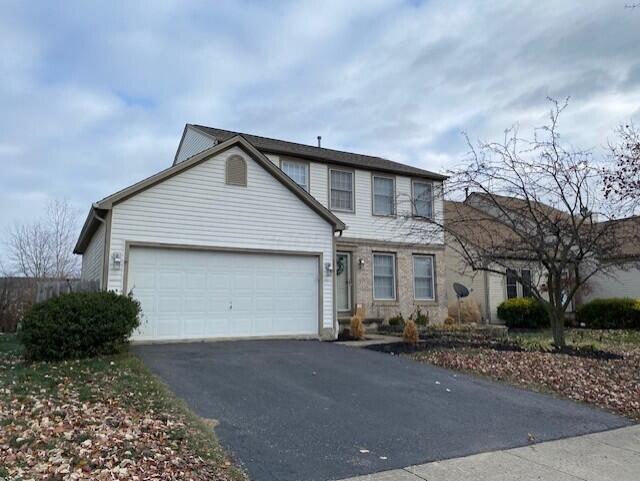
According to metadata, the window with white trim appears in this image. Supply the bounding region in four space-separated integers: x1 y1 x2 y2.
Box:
373 253 396 300
413 255 435 300
372 175 395 216
330 169 354 211
281 159 309 191
413 180 433 218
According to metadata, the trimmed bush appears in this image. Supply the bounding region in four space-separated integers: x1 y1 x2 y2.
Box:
18 291 141 361
497 297 549 329
576 298 640 330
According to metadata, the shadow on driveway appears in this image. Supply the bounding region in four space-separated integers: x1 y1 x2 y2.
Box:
133 340 631 481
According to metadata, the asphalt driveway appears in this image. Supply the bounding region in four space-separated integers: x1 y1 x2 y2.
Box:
133 340 631 481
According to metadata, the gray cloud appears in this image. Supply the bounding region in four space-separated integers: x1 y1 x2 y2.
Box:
1 0 639 263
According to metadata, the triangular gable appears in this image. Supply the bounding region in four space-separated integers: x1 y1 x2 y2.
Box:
74 135 345 253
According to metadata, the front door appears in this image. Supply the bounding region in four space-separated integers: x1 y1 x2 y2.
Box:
336 252 352 313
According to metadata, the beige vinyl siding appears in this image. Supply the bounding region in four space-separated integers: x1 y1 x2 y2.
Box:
175 126 217 164
445 244 488 319
106 146 334 330
583 266 640 301
80 221 105 285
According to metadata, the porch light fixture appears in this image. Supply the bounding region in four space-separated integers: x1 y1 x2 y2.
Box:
112 252 122 269
358 257 365 269
325 262 333 275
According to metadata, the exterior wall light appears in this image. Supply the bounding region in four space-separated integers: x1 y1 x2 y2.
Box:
325 262 333 275
112 252 122 269
358 257 365 269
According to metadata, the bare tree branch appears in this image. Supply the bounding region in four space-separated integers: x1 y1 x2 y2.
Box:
5 198 80 279
409 98 639 347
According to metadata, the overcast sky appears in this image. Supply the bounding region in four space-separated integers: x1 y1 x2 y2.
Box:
1 0 639 262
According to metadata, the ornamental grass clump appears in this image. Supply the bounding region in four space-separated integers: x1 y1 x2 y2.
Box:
403 319 419 345
350 306 366 339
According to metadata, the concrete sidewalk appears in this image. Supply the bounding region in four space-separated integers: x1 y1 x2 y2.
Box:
338 424 640 481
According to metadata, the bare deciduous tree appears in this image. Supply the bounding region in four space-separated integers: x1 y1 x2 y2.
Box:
604 123 640 214
413 99 638 348
6 199 80 279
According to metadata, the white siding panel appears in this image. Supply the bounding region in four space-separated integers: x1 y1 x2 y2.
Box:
107 146 334 330
583 265 640 301
80 221 105 285
313 166 444 244
175 126 217 164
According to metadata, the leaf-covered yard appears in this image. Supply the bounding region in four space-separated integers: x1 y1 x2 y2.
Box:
413 328 640 421
0 334 246 480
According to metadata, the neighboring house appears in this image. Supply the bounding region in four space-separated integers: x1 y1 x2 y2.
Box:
445 195 550 323
579 216 640 303
445 193 640 324
74 125 447 342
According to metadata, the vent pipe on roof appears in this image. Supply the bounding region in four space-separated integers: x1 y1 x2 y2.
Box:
464 187 469 199
317 136 322 148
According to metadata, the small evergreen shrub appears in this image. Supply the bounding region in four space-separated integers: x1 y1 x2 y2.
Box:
497 298 549 329
18 291 141 361
388 313 405 327
411 306 430 327
576 298 640 329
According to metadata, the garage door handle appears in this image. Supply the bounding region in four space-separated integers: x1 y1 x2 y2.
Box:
229 301 233 310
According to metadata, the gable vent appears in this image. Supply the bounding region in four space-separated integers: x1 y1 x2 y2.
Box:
225 154 247 186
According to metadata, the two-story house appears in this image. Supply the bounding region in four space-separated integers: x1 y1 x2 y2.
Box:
74 125 447 342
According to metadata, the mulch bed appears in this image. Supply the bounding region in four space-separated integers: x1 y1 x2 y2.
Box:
412 342 640 420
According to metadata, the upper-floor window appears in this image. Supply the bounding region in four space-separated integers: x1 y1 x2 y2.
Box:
281 159 309 191
330 168 354 212
225 155 247 186
372 175 395 216
412 180 433 218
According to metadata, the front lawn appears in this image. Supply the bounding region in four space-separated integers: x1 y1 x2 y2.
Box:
412 328 640 420
0 334 246 480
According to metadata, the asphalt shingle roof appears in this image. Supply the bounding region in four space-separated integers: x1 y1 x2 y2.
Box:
189 124 447 180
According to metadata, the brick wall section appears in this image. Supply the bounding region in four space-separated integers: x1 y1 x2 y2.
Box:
337 241 447 325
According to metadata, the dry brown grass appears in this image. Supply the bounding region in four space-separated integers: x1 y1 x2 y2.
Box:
350 307 366 339
403 319 419 345
448 298 482 323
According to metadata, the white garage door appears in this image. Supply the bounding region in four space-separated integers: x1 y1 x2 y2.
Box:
127 246 319 341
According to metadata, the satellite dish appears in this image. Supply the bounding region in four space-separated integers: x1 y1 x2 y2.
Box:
453 282 470 299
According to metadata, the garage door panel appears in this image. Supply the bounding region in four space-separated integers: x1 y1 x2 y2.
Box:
158 296 182 313
128 247 318 341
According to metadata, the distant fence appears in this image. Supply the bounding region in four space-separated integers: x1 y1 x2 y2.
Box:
0 278 37 333
36 280 100 303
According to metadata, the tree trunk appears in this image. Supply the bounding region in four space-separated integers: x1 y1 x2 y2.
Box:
550 310 566 349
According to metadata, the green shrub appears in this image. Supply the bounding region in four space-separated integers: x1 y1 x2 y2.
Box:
411 306 430 327
18 291 141 361
497 297 549 329
387 313 405 327
576 298 640 330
